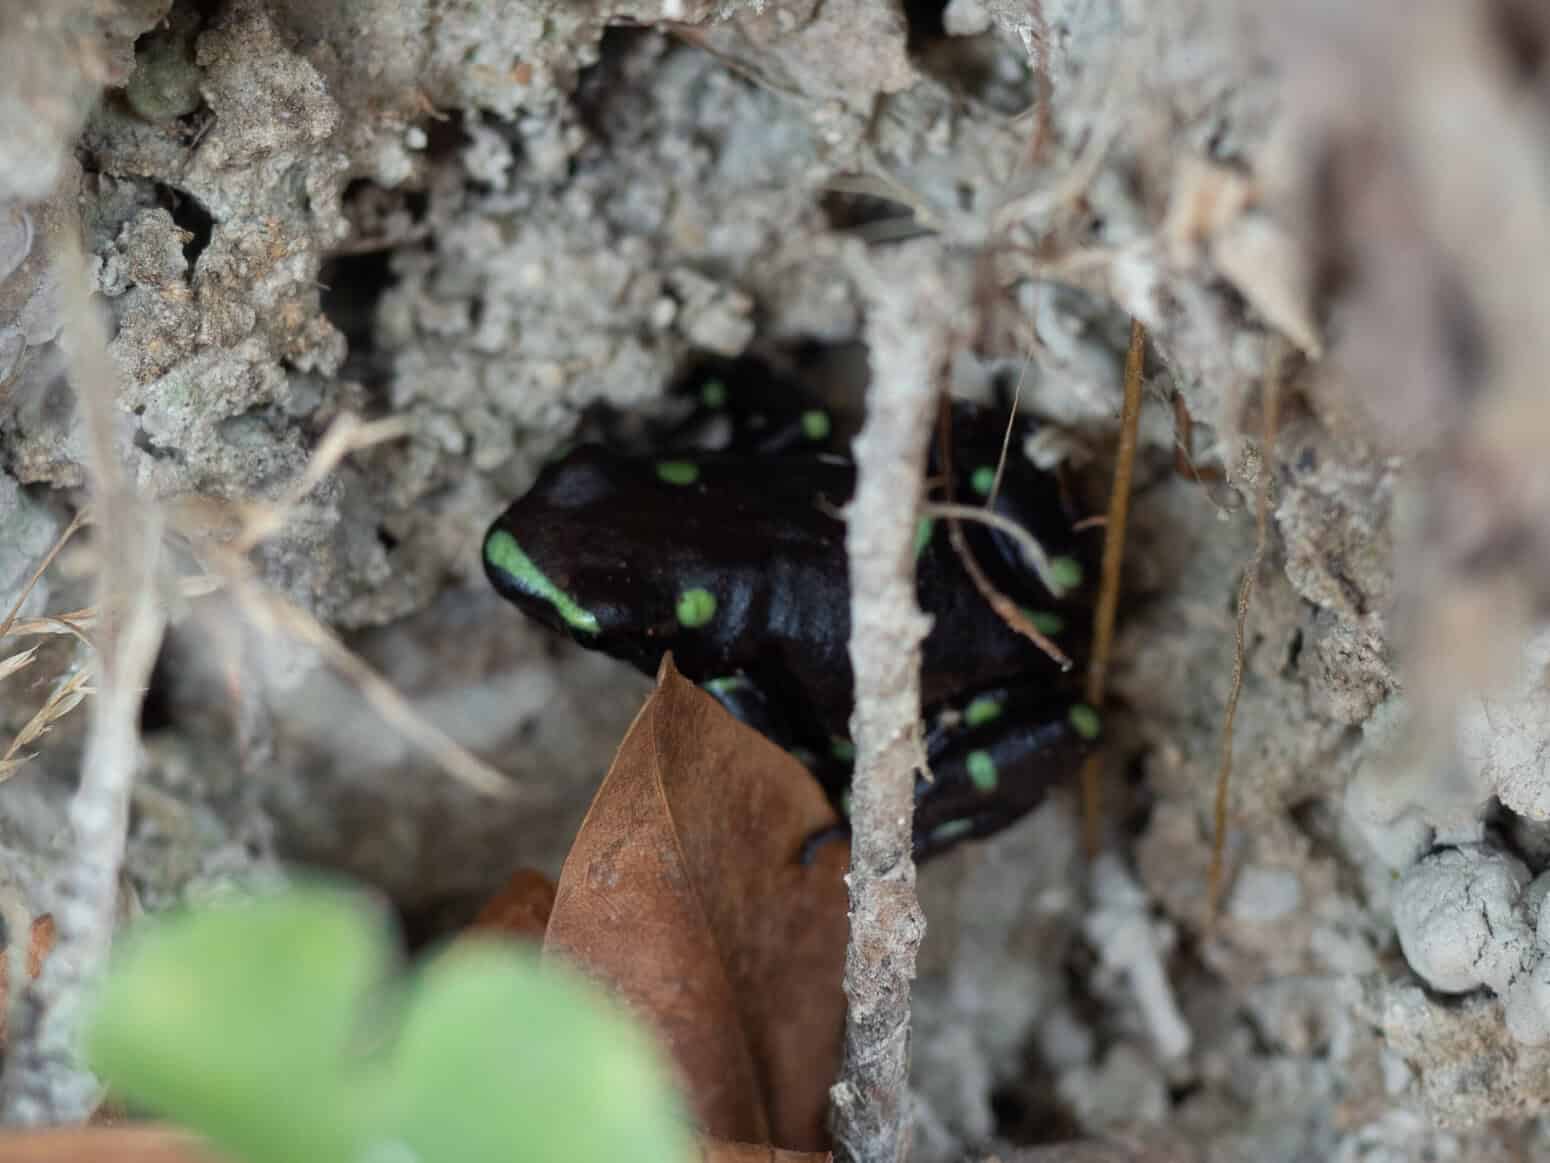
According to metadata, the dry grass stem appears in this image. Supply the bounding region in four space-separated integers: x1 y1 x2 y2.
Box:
230 414 411 552
924 501 1076 599
0 509 89 643
1079 318 1146 855
209 546 520 799
0 664 96 784
0 647 40 683
942 511 1073 671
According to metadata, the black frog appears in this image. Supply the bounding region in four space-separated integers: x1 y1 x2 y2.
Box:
483 359 1101 860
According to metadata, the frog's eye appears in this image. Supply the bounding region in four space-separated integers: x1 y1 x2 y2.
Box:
483 527 600 636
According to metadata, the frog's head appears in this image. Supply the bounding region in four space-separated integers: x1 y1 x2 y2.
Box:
483 445 734 675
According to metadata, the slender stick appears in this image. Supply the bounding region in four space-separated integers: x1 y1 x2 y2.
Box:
829 245 955 1163
2 219 168 1123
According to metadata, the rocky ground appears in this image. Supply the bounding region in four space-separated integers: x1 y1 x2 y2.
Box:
3 1 1550 1159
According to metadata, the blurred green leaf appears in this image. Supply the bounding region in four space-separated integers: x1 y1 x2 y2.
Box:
87 883 692 1163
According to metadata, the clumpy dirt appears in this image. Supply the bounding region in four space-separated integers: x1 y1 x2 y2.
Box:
4 0 1550 1159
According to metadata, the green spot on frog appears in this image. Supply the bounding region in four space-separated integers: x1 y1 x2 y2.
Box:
830 736 856 763
656 460 700 486
704 676 747 696
801 410 831 441
483 529 599 635
971 465 996 496
700 379 727 408
913 515 935 557
964 695 1003 728
1048 556 1084 591
1068 703 1101 740
676 587 717 628
1021 608 1065 636
967 750 998 792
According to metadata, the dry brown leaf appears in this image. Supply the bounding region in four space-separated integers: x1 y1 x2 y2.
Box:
544 655 849 1153
0 1127 218 1162
469 868 557 941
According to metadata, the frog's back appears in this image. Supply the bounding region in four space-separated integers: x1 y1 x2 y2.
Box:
485 444 854 684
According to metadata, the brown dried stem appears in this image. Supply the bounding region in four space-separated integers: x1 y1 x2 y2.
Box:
1079 319 1145 855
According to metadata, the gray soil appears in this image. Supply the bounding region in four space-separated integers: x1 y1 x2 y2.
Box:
4 1 1550 1159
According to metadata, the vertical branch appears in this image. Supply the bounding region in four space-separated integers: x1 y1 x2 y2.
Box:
3 218 167 1122
830 244 964 1163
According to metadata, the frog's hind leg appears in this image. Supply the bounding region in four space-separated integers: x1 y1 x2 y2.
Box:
913 686 1100 860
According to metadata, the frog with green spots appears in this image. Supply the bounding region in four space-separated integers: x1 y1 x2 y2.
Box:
484 357 1102 862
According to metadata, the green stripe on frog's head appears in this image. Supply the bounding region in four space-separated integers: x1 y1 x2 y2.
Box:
700 379 727 408
483 527 600 635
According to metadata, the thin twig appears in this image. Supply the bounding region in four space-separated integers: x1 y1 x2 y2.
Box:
1078 320 1145 856
230 414 412 553
1207 342 1285 917
940 509 1072 671
829 245 948 1163
935 403 1072 670
209 547 520 799
3 216 168 1125
984 342 1033 507
924 502 1075 600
